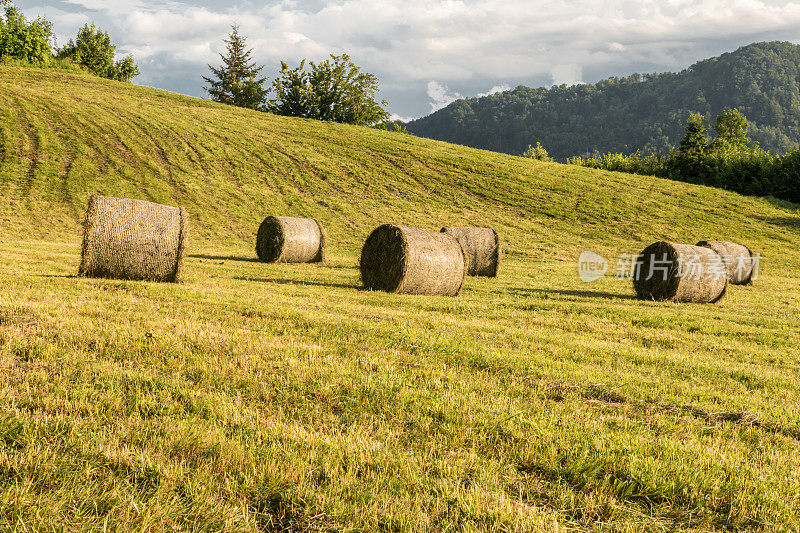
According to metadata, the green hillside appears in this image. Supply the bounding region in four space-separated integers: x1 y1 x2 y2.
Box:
406 41 800 159
2 66 800 531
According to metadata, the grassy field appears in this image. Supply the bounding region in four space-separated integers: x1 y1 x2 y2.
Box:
1 66 800 531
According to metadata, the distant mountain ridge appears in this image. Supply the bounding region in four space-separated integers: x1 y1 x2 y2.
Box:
405 41 800 159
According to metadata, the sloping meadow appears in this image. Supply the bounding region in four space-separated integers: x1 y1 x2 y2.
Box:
1 67 800 530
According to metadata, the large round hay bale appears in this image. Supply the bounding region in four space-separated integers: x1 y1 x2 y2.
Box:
696 240 755 285
360 224 466 296
633 242 727 303
440 226 500 277
79 194 188 282
255 216 326 263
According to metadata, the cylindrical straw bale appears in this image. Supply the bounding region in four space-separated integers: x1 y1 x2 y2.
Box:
360 224 466 296
633 242 727 303
255 216 326 263
440 226 500 277
78 194 187 282
696 240 755 285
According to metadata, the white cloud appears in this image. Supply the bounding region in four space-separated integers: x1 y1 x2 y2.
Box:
63 0 149 10
477 84 511 97
427 80 463 112
15 0 800 117
389 113 418 122
551 64 584 86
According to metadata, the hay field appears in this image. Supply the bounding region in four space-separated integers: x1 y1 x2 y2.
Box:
1 66 800 530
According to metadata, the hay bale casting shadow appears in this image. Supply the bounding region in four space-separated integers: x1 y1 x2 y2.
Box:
256 216 326 263
633 242 727 303
79 195 188 282
696 240 755 285
360 224 466 296
441 226 500 277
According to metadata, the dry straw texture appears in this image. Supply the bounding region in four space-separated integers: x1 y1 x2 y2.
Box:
360 224 466 296
696 240 755 285
441 226 501 277
633 242 727 303
79 194 187 282
255 216 327 263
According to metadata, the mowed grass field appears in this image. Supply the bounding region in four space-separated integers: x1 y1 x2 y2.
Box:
1 66 800 531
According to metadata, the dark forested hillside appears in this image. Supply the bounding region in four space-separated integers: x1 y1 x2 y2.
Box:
406 41 800 159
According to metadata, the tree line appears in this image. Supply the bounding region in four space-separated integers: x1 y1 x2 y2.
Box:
202 26 389 127
0 6 139 82
564 109 800 204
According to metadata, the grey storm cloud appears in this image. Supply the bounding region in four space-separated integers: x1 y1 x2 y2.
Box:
14 0 800 119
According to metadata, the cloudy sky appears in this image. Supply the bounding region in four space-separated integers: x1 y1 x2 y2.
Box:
13 0 800 120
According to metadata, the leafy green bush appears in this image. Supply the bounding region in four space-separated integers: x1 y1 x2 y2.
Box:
57 24 139 82
768 149 800 203
670 144 774 194
0 55 82 73
522 142 552 161
567 152 664 176
382 123 413 135
0 7 54 65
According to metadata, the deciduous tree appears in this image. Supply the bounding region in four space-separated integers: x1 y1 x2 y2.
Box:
57 23 139 82
713 108 750 150
0 6 53 64
268 54 389 126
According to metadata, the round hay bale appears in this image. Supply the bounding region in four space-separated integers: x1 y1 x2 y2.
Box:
440 226 500 277
78 194 188 282
696 240 755 285
255 216 326 263
360 224 466 296
633 242 727 303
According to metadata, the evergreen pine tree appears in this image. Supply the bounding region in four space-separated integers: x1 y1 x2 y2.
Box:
670 113 711 184
678 113 710 157
203 25 267 110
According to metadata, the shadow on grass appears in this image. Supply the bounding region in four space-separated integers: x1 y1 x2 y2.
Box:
189 254 261 263
511 287 636 300
757 197 800 230
234 276 360 290
763 195 800 210
323 263 360 270
37 274 77 278
756 216 800 231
